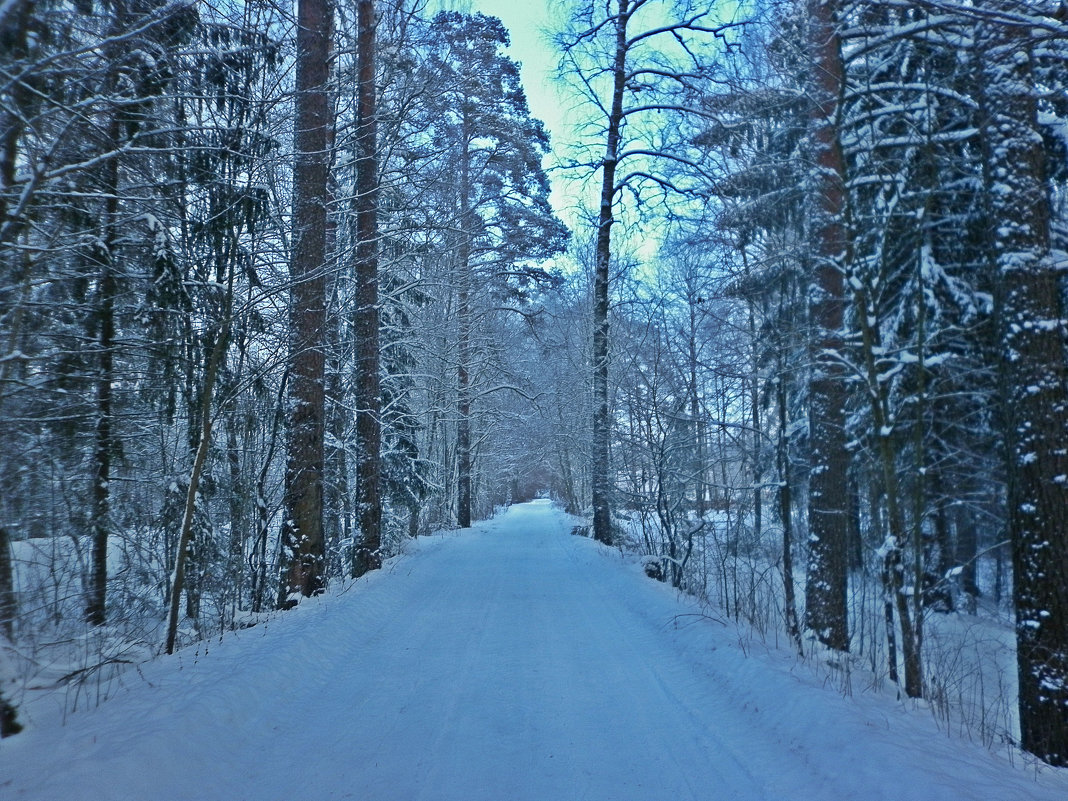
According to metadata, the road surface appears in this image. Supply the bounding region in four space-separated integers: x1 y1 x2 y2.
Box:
2 500 1066 800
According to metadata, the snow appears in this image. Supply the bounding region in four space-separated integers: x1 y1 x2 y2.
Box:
2 501 1067 801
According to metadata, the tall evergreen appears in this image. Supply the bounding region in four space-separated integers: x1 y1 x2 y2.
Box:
424 11 566 528
284 0 334 601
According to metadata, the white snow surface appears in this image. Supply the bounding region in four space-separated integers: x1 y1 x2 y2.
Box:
3 500 1067 800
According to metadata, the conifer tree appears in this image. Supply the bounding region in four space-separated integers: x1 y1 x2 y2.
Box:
284 0 334 601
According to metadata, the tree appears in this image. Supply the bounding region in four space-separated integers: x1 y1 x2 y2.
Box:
686 8 812 650
164 268 232 654
831 0 1000 694
284 0 334 602
557 0 738 545
351 0 382 575
978 0 1068 767
171 4 288 621
151 3 285 646
0 0 197 625
800 0 851 653
425 11 565 528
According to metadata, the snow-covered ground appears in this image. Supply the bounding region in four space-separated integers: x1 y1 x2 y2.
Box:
1 500 1065 800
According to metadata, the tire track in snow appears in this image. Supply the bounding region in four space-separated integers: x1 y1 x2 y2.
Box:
559 530 770 800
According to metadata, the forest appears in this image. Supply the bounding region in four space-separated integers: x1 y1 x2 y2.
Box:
1 0 1066 774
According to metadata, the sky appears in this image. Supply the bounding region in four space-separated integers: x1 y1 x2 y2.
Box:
467 0 570 156
460 0 581 217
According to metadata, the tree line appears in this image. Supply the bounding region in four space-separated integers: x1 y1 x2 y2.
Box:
0 0 1065 771
0 0 566 734
555 0 1067 768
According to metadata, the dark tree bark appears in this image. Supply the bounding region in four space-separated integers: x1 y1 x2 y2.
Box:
352 0 382 573
0 0 31 236
802 0 851 653
742 247 764 548
776 359 803 656
284 0 334 602
590 0 630 546
85 114 120 627
688 308 707 519
981 7 1068 767
253 376 288 613
456 109 473 529
0 526 14 641
954 503 979 600
226 422 245 608
0 686 20 737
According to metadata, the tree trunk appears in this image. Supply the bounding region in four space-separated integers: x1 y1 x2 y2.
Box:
689 303 706 519
86 114 121 627
929 460 954 612
802 0 850 653
0 0 30 237
847 473 863 572
226 421 245 616
0 526 14 641
591 0 630 546
982 10 1068 767
742 247 763 544
352 0 382 573
850 275 923 697
252 376 287 614
283 0 334 602
165 315 230 654
456 109 473 530
777 367 802 655
954 503 979 600
0 686 20 737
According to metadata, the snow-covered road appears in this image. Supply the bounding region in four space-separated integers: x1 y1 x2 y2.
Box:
2 500 1066 800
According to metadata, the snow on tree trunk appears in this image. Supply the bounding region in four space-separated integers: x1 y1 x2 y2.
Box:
802 0 850 653
353 0 382 574
981 7 1068 767
284 0 334 602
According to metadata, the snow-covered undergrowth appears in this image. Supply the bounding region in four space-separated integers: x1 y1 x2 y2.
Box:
1 528 276 724
1 504 426 727
3 496 1024 771
4 534 160 721
614 510 1023 755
